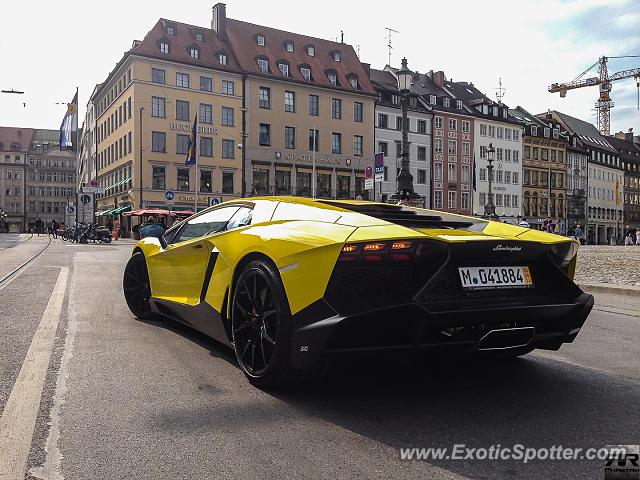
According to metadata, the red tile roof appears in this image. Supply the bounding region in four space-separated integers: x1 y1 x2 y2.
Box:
0 127 35 152
225 19 375 95
133 19 242 73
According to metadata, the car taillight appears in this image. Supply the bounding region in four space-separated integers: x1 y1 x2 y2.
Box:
339 240 420 262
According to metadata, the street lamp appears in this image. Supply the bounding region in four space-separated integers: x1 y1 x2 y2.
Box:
392 57 417 203
484 142 499 220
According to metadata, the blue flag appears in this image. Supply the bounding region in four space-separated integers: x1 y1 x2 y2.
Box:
472 152 477 192
185 114 197 165
59 90 78 152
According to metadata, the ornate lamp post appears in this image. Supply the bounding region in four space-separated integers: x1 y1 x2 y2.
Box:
484 142 499 220
392 58 417 202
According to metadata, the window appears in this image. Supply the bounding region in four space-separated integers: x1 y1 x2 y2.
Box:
496 170 503 183
480 168 486 181
495 194 503 207
176 72 190 88
327 72 337 85
257 35 265 46
218 53 227 65
222 172 234 194
173 206 241 243
443 98 450 107
279 63 289 77
448 163 457 182
309 129 319 151
378 142 388 157
200 137 213 157
195 31 204 42
333 51 341 62
448 191 457 209
306 45 315 56
512 195 518 208
533 147 538 160
504 171 511 183
200 76 213 92
392 94 400 105
505 149 511 162
349 77 358 89
353 135 363 156
332 98 342 119
199 103 213 124
418 146 426 161
435 117 443 129
285 126 296 149
152 166 166 190
257 58 269 73
512 172 519 184
457 100 463 110
417 119 427 134
434 190 443 209
497 148 503 161
253 167 269 194
200 170 212 193
176 134 190 154
309 95 319 116
175 100 190 121
513 129 519 141
221 80 234 96
434 138 443 154
448 140 457 155
189 47 199 59
332 133 342 154
221 106 234 126
259 87 271 109
449 119 457 131
429 95 436 105
160 42 169 54
284 91 295 112
152 68 166 84
378 114 388 128
488 125 495 137
432 162 442 182
151 131 166 152
151 96 166 118
259 124 271 146
221 139 235 159
301 67 311 81
285 41 294 53
497 127 503 139
177 168 190 191
128 97 131 118
354 102 363 122
505 128 512 140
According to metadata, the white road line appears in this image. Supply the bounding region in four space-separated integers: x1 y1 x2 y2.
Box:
0 267 69 480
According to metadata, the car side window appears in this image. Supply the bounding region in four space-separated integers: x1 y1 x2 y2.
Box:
226 207 253 231
164 221 184 244
171 206 239 243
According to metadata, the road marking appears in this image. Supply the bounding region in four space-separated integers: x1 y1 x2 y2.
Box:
593 306 640 318
0 267 69 480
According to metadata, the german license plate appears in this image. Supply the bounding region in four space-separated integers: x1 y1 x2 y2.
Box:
458 266 533 290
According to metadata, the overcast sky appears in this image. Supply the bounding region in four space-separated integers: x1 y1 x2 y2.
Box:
1 0 638 136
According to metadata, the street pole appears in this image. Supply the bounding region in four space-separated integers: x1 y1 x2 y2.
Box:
548 154 552 218
484 143 498 220
312 123 316 198
139 106 143 209
393 57 416 201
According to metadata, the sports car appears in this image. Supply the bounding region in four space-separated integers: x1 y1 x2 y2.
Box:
123 197 593 386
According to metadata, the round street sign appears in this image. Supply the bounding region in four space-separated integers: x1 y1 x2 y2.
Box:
165 190 175 201
67 206 75 214
365 165 373 179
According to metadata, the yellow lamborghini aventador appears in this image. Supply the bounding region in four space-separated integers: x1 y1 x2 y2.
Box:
123 197 593 386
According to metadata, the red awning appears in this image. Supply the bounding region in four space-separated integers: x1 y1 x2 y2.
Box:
122 208 174 217
174 210 195 216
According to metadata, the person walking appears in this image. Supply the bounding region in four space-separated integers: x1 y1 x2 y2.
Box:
51 219 59 239
574 225 584 244
636 227 640 246
519 218 530 228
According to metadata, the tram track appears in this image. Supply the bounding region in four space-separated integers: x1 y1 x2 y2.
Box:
0 235 52 291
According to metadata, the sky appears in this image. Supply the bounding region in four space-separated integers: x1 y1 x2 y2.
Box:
1 0 638 136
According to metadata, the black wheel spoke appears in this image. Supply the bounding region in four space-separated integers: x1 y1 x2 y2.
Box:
240 338 252 360
242 279 255 305
233 320 251 334
262 309 276 319
262 330 276 345
260 334 267 366
250 343 256 370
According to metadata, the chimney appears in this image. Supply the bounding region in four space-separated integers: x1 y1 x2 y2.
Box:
427 70 434 79
626 127 634 143
212 3 228 41
433 71 445 87
546 109 552 120
341 30 344 43
132 40 141 48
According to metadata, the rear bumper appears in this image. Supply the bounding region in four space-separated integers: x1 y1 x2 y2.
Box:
290 292 594 370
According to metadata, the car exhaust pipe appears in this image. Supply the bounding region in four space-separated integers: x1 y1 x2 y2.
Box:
477 327 535 351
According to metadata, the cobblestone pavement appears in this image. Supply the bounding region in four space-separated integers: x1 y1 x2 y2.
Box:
575 245 640 286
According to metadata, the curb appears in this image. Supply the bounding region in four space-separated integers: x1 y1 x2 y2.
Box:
578 282 640 296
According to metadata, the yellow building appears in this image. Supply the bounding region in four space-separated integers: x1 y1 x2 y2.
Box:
93 19 243 229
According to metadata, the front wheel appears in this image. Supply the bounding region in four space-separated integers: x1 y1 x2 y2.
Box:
123 252 152 319
231 260 294 387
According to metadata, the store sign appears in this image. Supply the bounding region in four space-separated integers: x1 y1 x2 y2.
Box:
179 195 210 203
169 123 218 135
283 153 352 166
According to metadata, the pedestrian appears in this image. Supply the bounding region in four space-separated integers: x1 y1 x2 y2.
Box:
52 219 59 239
519 218 530 228
636 227 640 246
355 194 363 201
574 224 584 244
396 192 409 206
625 233 633 245
106 219 114 233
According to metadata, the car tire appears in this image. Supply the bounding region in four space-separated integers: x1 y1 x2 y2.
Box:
231 259 297 387
123 252 152 319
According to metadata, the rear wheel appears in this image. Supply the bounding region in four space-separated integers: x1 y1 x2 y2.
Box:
231 260 294 387
123 252 152 319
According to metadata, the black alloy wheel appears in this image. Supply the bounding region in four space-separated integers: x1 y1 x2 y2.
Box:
123 252 152 319
231 260 292 386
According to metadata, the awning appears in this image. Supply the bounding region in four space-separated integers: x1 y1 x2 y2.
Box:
122 208 174 217
112 206 131 214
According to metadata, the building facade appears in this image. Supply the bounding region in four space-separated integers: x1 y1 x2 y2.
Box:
609 130 640 228
565 134 589 233
93 16 244 231
370 68 432 205
213 3 376 200
510 107 568 230
545 111 623 244
78 84 100 190
0 127 32 232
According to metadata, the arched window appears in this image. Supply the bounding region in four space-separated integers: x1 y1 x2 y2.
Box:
298 64 312 82
532 192 538 217
346 73 359 89
325 69 338 86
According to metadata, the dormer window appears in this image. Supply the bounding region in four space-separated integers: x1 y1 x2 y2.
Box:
544 127 550 138
189 46 200 59
166 25 175 36
326 70 337 86
306 45 315 57
159 41 170 54
553 128 559 139
502 109 507 118
332 50 341 62
257 34 265 46
347 75 358 89
492 106 498 116
443 98 450 107
257 58 269 73
429 95 436 105
285 41 294 53
531 126 538 136
301 67 311 81
482 104 488 114
392 94 400 105
278 63 289 77
194 31 204 42
218 52 228 65
456 100 463 109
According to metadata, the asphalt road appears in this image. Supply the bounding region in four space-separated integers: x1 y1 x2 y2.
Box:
0 236 638 480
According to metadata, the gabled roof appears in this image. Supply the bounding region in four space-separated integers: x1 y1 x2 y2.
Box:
0 127 34 152
606 135 640 162
547 110 618 154
509 106 548 127
369 68 398 93
224 18 375 95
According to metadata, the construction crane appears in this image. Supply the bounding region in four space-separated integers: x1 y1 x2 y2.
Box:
548 55 640 135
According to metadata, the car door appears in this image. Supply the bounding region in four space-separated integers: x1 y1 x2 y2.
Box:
148 206 240 305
